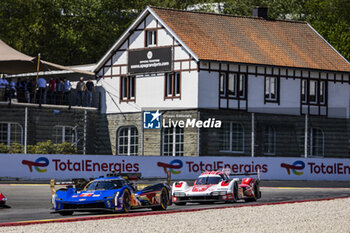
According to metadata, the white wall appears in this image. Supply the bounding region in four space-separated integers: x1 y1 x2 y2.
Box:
198 70 219 109
328 82 350 118
249 77 300 115
97 13 199 114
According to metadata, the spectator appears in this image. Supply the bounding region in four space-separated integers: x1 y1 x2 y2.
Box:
85 78 95 107
23 78 32 103
63 78 72 106
76 77 86 106
0 76 8 101
17 78 24 102
6 78 16 101
37 77 47 105
56 78 64 105
48 77 56 104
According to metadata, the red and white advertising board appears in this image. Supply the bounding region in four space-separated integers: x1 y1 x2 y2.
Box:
0 154 349 181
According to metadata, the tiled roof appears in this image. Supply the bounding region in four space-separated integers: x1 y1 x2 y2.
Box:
152 7 350 73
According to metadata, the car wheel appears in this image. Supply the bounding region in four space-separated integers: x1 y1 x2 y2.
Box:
245 182 259 202
231 182 239 203
122 189 131 212
152 187 169 211
59 211 74 216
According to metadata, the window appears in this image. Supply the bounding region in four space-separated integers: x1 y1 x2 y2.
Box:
54 126 77 145
146 30 157 47
301 79 307 103
219 73 246 99
238 74 245 98
309 80 317 103
265 76 278 101
117 126 138 156
162 126 184 156
310 128 324 157
319 81 326 104
220 122 244 152
120 76 135 101
220 74 227 96
165 72 181 98
301 79 326 105
0 122 23 145
228 74 235 96
264 126 276 155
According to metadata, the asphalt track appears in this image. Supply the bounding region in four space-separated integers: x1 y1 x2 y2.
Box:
0 182 349 225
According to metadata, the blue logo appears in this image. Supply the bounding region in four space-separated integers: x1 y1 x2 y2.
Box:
143 110 161 129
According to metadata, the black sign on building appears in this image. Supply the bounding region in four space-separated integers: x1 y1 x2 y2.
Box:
128 47 172 74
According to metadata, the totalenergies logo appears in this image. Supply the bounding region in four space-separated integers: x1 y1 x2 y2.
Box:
22 157 50 173
157 159 183 174
280 160 305 175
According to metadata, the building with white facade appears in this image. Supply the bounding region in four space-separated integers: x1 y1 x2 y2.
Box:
93 6 350 158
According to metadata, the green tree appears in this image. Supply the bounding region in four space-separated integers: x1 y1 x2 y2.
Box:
0 0 349 65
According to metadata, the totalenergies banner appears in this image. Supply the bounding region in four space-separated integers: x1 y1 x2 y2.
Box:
0 154 350 181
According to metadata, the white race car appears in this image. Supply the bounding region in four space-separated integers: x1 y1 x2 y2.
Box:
172 169 261 205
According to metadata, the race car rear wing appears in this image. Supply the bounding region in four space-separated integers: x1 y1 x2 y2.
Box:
50 178 91 195
229 168 261 180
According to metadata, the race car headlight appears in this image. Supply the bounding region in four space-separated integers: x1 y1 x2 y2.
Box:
211 191 219 196
2 198 7 201
174 192 186 197
219 191 227 195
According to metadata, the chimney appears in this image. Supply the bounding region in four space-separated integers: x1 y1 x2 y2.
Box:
252 6 268 19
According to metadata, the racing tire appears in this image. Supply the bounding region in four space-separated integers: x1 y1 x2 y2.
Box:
245 181 259 202
59 211 74 216
229 182 239 203
122 189 131 213
152 188 169 211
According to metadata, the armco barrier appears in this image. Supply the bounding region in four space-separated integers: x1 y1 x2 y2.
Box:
0 154 349 181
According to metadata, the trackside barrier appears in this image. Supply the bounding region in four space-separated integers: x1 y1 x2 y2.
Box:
0 154 350 181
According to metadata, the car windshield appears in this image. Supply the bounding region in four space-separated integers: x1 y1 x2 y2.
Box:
86 180 124 191
196 176 222 185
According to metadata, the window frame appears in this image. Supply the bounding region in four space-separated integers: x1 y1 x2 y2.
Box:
117 126 138 156
120 76 136 102
219 72 246 99
145 29 157 47
53 125 77 145
309 127 324 157
263 125 276 155
264 76 279 102
301 79 327 106
0 122 23 145
220 122 245 153
162 126 184 156
164 72 181 99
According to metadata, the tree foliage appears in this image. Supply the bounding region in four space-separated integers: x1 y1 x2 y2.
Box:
0 0 349 65
0 141 77 154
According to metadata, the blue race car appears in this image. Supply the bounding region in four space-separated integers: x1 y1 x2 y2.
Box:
51 173 171 216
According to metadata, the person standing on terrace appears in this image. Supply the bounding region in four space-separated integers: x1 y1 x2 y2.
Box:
85 78 95 107
37 77 46 105
48 77 56 104
63 78 72 106
76 77 86 106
